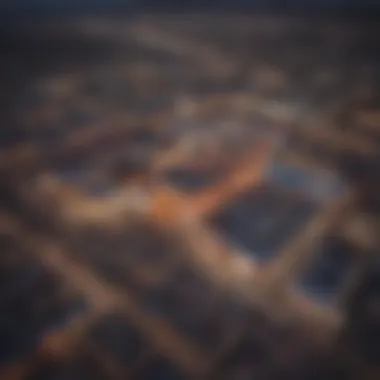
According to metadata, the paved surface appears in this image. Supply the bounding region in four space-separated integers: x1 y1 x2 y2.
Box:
0 15 379 380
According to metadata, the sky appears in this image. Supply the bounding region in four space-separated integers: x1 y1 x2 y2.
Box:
1 0 380 23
